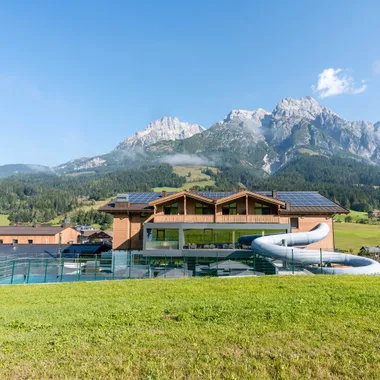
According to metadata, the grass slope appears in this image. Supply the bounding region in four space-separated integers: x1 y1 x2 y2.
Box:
172 165 217 179
334 210 368 223
0 214 9 226
334 223 380 253
153 165 217 192
45 198 114 226
1 277 380 379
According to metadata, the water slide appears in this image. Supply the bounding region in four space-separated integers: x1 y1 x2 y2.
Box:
239 223 380 275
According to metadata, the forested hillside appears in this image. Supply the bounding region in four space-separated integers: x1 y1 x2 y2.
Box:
0 165 186 224
2 156 380 226
211 155 380 211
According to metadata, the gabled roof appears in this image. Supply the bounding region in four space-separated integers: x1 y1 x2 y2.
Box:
99 191 348 215
98 203 154 213
148 190 286 207
149 191 214 206
215 190 286 207
0 226 77 236
81 230 113 238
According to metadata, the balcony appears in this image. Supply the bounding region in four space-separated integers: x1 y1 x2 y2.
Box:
216 215 280 223
154 215 214 223
152 214 281 224
146 241 179 250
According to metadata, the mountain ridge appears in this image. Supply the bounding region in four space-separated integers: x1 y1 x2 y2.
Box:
7 96 380 177
116 116 205 150
0 164 53 178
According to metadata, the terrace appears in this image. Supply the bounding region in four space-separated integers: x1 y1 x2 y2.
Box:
143 226 289 254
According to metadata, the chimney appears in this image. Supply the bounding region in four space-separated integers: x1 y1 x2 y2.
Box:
34 222 41 228
161 190 167 198
285 202 290 210
115 194 130 209
63 218 71 228
272 190 278 199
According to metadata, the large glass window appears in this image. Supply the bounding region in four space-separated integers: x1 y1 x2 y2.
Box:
155 229 165 241
164 202 179 215
222 202 237 215
204 229 213 243
195 202 213 215
146 229 179 250
151 229 179 241
183 228 286 249
254 203 270 215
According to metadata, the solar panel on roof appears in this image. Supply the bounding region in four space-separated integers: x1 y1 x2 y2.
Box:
125 191 337 207
198 191 236 199
128 192 179 203
128 193 162 203
275 192 337 207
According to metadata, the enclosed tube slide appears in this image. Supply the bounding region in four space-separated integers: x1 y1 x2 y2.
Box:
241 223 380 275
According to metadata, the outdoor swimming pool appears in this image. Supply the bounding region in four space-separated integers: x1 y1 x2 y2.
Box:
0 274 116 285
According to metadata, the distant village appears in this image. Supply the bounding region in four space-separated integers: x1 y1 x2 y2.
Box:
0 222 112 260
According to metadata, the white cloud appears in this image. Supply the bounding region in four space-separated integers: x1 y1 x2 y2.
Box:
373 60 380 75
312 68 367 98
159 153 213 166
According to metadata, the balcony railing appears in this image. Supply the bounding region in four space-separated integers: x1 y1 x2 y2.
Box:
216 215 281 223
153 214 281 224
145 241 179 250
215 215 247 223
154 215 214 223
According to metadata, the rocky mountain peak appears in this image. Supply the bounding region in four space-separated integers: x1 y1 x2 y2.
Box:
55 96 380 175
273 96 327 120
116 116 205 150
223 108 271 126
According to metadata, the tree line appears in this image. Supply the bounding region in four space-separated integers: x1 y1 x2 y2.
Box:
3 156 380 226
207 155 380 212
1 165 186 225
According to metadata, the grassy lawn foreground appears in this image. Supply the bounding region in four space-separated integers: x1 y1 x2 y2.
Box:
1 277 380 379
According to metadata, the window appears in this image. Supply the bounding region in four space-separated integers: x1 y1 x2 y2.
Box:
0 240 3 244
12 239 18 245
254 203 270 215
195 202 213 215
204 229 213 243
222 202 237 215
156 229 165 241
164 202 179 215
290 217 299 229
28 240 33 245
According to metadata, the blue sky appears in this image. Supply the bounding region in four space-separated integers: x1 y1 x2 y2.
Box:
0 0 379 166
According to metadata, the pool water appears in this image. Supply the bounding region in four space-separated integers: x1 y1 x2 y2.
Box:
0 274 116 285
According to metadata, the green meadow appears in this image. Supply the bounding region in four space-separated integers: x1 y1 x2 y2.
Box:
334 210 368 223
334 222 380 253
153 165 216 192
0 214 9 226
1 276 380 379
